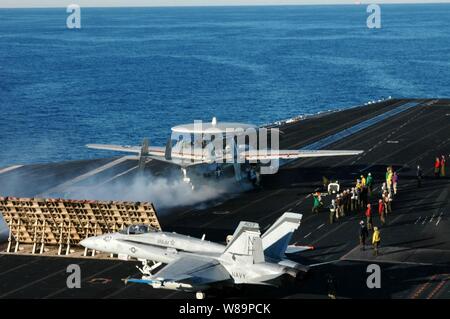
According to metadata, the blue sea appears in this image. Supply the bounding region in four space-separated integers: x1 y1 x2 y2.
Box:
1 4 450 167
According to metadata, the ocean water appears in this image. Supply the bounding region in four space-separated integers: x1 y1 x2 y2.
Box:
1 4 450 167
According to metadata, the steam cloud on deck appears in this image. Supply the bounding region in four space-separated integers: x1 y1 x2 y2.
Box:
60 172 241 212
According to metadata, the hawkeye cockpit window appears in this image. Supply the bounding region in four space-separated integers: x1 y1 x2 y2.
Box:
120 224 155 235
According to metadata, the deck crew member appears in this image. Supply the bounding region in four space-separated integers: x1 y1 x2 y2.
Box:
434 157 441 178
255 169 261 187
329 200 336 224
355 178 362 190
335 195 342 219
381 182 387 194
339 193 345 217
323 176 330 191
378 199 386 226
249 167 257 186
361 175 366 187
355 187 361 211
345 189 351 214
386 167 393 194
312 192 321 214
441 155 446 177
365 203 373 230
372 227 381 256
366 173 373 195
392 171 398 195
361 185 369 209
417 165 423 188
355 179 362 209
350 187 357 213
384 191 392 214
382 191 389 214
359 220 369 251
341 191 348 216
215 164 222 178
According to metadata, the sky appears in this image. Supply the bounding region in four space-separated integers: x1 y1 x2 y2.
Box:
1 0 450 8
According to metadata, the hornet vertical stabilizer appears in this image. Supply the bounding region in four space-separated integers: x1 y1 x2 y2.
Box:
221 221 264 264
261 212 302 259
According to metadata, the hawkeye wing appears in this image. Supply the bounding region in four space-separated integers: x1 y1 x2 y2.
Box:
244 149 363 161
86 139 207 167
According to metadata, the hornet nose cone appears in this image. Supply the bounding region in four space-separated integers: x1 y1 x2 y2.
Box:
80 237 97 250
0 212 9 243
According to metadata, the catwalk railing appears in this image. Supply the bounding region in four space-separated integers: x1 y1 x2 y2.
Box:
0 196 161 256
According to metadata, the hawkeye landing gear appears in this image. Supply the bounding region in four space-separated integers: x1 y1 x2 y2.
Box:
181 168 195 190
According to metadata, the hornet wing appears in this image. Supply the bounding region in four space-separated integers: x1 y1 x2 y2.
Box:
127 254 231 289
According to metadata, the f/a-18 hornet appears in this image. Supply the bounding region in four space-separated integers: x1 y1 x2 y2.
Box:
80 212 312 299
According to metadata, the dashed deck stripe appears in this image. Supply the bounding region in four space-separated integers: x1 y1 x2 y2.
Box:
37 156 137 196
0 165 23 175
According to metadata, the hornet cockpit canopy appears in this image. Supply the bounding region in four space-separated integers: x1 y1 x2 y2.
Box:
120 224 158 235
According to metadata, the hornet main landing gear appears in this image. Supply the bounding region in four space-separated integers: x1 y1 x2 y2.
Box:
136 260 162 276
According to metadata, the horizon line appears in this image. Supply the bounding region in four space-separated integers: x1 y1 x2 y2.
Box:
1 1 450 9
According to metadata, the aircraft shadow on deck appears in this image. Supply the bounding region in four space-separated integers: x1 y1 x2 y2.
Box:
260 164 405 190
213 261 450 299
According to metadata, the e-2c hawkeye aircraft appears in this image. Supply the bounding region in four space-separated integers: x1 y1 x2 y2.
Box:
80 212 311 299
86 117 363 184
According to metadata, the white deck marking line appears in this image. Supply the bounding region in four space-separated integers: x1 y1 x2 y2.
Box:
415 216 422 224
37 156 136 196
310 221 348 245
304 232 312 239
97 163 142 186
0 165 23 175
317 223 325 230
0 258 40 276
436 212 443 226
43 262 122 299
163 290 183 299
430 213 435 223
422 217 428 225
295 200 304 207
99 157 152 185
102 270 142 299
342 256 432 266
201 189 285 227
282 100 421 167
0 261 86 298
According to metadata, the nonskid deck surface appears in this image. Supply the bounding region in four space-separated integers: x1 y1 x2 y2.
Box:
1 98 450 299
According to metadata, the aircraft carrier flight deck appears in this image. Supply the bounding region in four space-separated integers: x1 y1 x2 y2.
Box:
1 98 450 299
